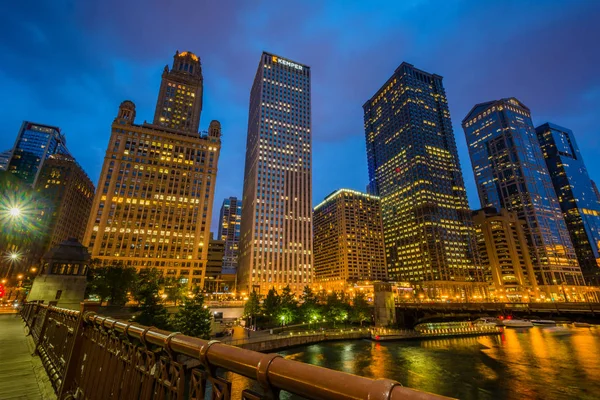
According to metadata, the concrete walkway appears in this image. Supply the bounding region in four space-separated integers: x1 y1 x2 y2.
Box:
0 314 56 399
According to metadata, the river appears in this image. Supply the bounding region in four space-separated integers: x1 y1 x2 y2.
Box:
226 325 600 399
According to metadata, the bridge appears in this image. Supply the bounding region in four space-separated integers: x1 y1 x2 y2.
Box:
5 302 450 400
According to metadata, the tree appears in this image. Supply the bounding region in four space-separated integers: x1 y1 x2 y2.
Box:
244 291 261 328
132 268 172 330
262 287 280 323
162 276 186 305
173 288 212 339
299 285 321 325
350 292 371 326
278 285 298 325
325 291 349 328
86 265 138 306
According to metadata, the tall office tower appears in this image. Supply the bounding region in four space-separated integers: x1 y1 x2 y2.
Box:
85 51 221 288
153 51 203 133
7 122 69 186
238 52 313 294
313 189 387 290
218 197 242 274
536 123 600 285
0 149 12 171
35 154 95 251
463 98 585 293
205 232 225 292
363 62 484 298
472 208 537 300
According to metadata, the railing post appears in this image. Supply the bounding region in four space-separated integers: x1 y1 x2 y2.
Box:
58 302 95 400
35 305 52 349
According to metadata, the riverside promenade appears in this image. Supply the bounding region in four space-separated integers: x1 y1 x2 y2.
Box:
0 314 55 400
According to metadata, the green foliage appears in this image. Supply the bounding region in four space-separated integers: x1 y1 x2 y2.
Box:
299 285 321 323
162 276 186 305
244 291 261 318
262 287 280 322
86 265 138 306
278 285 298 325
325 291 349 327
350 292 371 326
173 289 212 339
132 268 172 330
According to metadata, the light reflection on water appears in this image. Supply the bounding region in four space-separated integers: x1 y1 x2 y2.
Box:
258 326 600 399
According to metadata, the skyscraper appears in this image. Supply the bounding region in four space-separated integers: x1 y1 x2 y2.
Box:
463 98 585 295
238 52 313 294
205 232 225 292
0 149 12 171
472 207 537 300
84 51 221 288
218 197 242 274
363 62 484 298
7 122 69 186
35 154 95 252
536 122 600 285
153 51 203 133
313 189 387 290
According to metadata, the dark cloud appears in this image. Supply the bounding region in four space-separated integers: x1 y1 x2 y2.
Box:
1 0 599 230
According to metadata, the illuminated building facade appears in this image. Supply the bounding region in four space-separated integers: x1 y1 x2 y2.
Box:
205 233 225 292
7 122 69 186
313 189 387 290
85 51 221 287
364 62 484 298
463 98 585 293
218 196 241 274
472 207 537 300
0 149 11 171
536 122 600 285
153 51 203 133
35 154 95 252
238 52 313 294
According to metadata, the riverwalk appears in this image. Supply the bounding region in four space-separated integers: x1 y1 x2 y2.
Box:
0 314 56 400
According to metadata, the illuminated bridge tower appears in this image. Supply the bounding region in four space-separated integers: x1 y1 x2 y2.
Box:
238 52 313 294
463 98 585 297
364 62 484 299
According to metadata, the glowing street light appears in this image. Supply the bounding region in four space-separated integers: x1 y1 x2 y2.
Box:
9 207 21 218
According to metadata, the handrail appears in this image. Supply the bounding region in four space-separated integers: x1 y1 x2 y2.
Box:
20 302 453 400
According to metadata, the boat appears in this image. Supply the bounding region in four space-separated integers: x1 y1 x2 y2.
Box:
502 319 533 328
474 317 502 327
530 319 556 326
572 322 592 328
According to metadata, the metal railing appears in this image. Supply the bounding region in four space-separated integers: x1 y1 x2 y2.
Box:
20 302 452 400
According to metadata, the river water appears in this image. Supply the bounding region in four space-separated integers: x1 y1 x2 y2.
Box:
273 325 600 399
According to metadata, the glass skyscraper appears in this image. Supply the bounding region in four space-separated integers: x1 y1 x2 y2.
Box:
218 196 242 274
364 62 484 299
536 122 600 285
8 122 69 186
238 52 313 294
463 98 585 294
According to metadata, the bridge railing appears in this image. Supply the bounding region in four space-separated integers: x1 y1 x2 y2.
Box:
20 302 451 400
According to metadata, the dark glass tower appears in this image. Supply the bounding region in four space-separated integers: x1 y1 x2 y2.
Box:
218 196 242 274
364 62 484 298
463 98 585 295
536 122 600 285
8 122 69 186
238 52 313 294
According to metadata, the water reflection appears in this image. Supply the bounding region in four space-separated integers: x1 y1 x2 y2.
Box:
273 326 600 399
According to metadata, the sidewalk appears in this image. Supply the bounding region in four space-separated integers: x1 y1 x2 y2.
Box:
0 314 56 399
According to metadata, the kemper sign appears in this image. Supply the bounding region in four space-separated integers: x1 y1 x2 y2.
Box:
272 56 303 71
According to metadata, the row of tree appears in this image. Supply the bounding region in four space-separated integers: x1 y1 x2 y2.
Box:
86 266 211 339
243 286 372 329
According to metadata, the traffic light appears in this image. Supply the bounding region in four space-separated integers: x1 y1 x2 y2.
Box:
0 284 5 298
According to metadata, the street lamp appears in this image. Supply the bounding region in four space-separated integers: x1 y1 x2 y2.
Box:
9 207 21 218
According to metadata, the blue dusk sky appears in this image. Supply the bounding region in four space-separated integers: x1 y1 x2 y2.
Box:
1 1 600 231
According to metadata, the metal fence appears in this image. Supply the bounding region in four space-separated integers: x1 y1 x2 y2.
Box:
20 302 451 400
